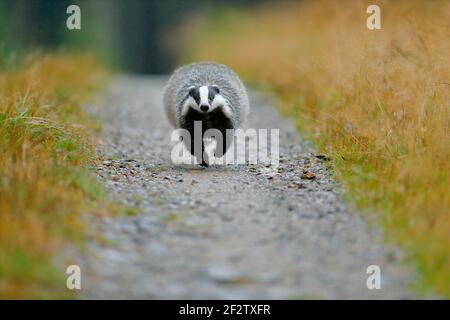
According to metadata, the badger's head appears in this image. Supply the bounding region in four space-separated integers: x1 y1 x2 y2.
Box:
182 85 231 118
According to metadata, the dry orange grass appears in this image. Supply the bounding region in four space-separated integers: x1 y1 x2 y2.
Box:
181 0 450 296
0 53 105 298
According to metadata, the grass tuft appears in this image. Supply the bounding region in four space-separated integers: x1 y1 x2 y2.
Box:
0 53 106 298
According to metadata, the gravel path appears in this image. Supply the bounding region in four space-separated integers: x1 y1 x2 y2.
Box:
78 75 414 299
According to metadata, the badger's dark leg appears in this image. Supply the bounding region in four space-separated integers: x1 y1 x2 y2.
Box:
180 109 209 166
210 108 234 158
186 130 208 166
199 142 209 167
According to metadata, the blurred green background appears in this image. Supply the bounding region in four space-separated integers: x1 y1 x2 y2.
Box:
0 0 262 73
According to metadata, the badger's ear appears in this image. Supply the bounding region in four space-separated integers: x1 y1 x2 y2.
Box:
211 85 220 94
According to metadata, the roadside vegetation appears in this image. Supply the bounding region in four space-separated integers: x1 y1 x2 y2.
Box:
180 0 450 296
0 53 105 298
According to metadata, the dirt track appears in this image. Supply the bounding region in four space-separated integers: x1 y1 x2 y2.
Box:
77 76 414 299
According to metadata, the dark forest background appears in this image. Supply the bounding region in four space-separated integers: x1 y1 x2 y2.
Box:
0 0 262 74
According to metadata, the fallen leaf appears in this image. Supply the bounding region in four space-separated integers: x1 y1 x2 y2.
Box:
301 170 316 180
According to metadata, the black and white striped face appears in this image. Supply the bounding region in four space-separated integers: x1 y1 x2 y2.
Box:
182 85 232 118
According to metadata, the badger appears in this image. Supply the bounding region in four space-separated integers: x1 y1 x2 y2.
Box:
163 62 250 166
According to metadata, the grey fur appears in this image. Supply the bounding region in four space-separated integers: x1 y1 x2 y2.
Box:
163 62 250 128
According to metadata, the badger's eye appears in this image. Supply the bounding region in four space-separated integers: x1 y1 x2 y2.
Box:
208 90 217 103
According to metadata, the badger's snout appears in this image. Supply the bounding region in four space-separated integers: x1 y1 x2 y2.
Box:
200 104 209 112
